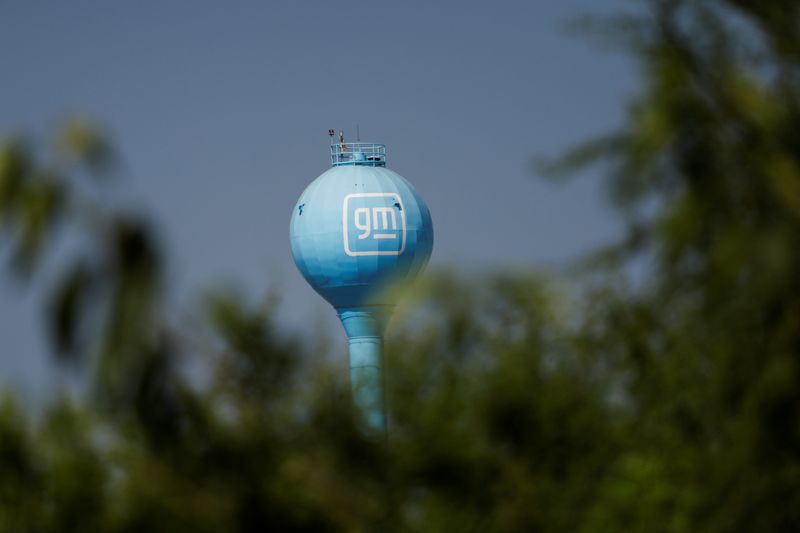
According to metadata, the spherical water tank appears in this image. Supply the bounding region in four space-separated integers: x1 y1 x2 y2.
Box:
289 144 433 310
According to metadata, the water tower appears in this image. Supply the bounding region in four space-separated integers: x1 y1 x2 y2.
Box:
289 132 434 434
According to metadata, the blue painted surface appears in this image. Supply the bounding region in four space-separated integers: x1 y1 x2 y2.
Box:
290 143 433 434
290 157 433 310
339 306 391 433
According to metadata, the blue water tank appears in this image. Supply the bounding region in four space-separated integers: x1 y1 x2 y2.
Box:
289 141 433 434
290 142 433 309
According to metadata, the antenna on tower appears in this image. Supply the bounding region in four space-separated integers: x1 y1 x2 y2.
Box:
356 124 360 141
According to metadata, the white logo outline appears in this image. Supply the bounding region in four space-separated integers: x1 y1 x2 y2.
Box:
343 193 406 256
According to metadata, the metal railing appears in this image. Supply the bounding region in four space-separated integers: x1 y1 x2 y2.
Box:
331 143 386 167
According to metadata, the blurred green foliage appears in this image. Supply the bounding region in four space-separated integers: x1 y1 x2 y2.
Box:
1 1 799 531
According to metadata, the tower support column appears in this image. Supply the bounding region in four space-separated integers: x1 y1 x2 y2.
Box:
337 306 393 436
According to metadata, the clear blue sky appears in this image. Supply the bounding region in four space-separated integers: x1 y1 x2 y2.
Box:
1 0 638 400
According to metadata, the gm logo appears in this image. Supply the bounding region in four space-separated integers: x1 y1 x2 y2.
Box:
343 193 406 256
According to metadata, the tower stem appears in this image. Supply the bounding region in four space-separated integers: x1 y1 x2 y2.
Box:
337 306 393 436
348 337 385 435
